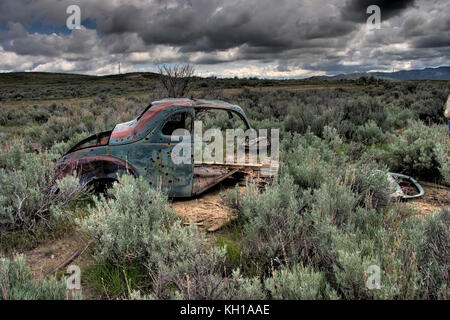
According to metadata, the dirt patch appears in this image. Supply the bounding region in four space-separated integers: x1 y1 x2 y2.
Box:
171 185 239 232
171 174 251 232
406 182 450 218
20 236 81 280
9 234 99 299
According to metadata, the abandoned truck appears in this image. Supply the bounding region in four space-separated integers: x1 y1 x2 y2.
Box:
55 98 277 197
55 98 423 200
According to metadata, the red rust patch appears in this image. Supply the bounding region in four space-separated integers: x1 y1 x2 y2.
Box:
110 101 192 140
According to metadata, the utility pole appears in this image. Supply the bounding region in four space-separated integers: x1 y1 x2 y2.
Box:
118 62 121 74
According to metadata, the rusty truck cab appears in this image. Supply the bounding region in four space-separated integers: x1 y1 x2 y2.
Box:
55 98 264 197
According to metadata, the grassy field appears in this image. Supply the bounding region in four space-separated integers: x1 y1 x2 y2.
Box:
0 71 366 102
0 73 448 300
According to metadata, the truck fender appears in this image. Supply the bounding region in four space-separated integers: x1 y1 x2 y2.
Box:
55 154 139 186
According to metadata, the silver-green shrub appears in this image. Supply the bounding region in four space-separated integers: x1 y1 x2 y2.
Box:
435 141 450 187
281 150 330 190
0 142 82 233
130 268 266 300
146 222 228 300
265 264 339 300
239 174 303 264
354 120 387 146
280 132 344 190
386 120 447 181
79 175 177 267
310 178 358 229
417 208 449 299
0 255 67 300
217 269 266 300
81 175 273 300
343 161 392 211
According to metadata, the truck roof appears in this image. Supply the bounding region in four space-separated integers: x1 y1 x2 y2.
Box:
151 98 242 110
109 98 249 144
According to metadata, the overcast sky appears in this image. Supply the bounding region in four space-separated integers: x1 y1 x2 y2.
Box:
0 0 449 78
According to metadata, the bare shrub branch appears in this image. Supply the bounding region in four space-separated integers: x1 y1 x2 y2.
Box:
157 64 195 98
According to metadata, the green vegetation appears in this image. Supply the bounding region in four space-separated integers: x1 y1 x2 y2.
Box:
0 72 159 102
79 175 177 268
0 142 83 240
82 263 143 299
0 72 356 102
0 255 68 300
0 74 448 299
264 264 339 300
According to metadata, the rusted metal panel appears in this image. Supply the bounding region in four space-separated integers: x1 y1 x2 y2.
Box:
110 101 192 144
55 154 139 184
192 166 241 195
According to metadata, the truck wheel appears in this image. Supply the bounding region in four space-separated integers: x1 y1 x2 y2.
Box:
88 178 118 194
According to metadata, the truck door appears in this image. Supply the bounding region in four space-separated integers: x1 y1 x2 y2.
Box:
147 108 194 197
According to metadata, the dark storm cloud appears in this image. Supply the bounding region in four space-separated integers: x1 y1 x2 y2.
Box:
341 0 416 23
0 0 72 28
93 0 357 56
299 18 355 40
97 1 276 52
0 0 449 76
412 36 450 48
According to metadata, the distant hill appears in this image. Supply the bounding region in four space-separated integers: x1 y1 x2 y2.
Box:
0 71 161 83
0 71 349 102
0 68 447 102
318 66 450 81
0 72 163 101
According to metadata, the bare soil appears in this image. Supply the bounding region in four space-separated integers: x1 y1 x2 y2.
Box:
171 182 245 232
10 233 100 299
405 181 450 218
